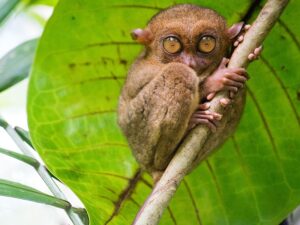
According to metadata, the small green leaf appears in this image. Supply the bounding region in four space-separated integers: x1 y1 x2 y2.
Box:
73 207 90 225
0 147 39 168
0 38 38 92
0 0 20 24
0 116 8 128
15 126 34 148
0 179 70 209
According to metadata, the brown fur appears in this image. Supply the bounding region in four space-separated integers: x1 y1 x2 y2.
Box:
118 4 245 175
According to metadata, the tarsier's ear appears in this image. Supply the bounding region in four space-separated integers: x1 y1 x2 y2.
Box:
131 28 153 45
227 22 244 39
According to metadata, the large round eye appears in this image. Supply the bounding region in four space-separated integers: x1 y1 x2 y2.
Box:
163 36 182 54
198 36 216 53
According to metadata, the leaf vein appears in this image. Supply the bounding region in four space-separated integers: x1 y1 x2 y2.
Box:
104 169 142 224
231 136 261 222
260 56 300 125
278 19 300 51
183 179 202 225
205 160 230 225
247 87 292 190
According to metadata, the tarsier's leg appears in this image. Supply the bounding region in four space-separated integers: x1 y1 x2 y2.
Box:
150 63 229 171
148 63 200 171
119 62 200 173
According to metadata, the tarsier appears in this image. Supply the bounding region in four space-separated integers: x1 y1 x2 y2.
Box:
118 4 261 181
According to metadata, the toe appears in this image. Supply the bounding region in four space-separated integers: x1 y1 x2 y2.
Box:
206 92 216 101
200 119 217 132
254 45 263 56
238 35 244 42
199 102 210 110
244 24 251 30
213 112 222 120
248 53 255 61
229 91 235 99
226 73 248 82
223 78 244 88
220 98 231 107
188 118 217 132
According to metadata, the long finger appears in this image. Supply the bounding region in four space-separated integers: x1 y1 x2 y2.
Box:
223 78 244 88
191 118 217 132
225 73 248 82
229 68 248 77
192 112 222 121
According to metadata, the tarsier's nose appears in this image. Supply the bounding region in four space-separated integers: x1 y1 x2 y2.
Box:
182 55 197 70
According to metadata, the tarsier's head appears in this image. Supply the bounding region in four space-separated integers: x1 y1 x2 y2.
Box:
132 4 243 75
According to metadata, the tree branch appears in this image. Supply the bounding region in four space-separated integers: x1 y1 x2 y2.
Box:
133 0 289 224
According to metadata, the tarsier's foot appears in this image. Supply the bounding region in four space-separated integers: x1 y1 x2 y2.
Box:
188 102 222 132
204 57 248 101
233 24 263 61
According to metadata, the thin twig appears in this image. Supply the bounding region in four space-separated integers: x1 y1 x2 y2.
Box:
133 0 289 224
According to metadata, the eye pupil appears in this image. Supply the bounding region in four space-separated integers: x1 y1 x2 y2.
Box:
198 36 216 53
163 36 181 54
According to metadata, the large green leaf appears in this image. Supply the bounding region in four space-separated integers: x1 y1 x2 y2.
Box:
26 0 58 6
27 0 300 225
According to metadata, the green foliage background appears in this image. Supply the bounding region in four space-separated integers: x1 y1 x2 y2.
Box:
27 0 300 224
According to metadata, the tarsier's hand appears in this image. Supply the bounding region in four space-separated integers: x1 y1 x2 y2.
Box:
203 57 248 101
192 57 248 132
234 24 263 60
